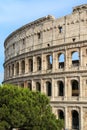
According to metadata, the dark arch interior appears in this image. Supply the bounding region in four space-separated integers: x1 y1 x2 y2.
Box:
72 110 79 129
46 82 51 96
72 80 79 96
58 110 64 120
58 81 64 96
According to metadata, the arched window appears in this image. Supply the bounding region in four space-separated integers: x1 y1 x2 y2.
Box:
12 64 14 76
58 53 65 68
21 60 25 74
29 59 33 72
46 81 52 96
28 83 32 90
16 62 19 75
36 82 41 92
72 110 79 129
72 51 79 66
58 81 64 96
58 110 64 120
71 80 79 96
46 55 52 70
37 57 41 71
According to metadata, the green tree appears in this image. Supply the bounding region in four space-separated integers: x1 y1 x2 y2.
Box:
0 84 64 130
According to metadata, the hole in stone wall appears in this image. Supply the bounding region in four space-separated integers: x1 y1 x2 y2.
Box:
47 44 50 47
13 43 15 49
58 26 63 33
72 38 76 42
37 33 41 39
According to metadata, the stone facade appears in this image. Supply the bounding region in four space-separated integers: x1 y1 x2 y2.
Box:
3 4 87 130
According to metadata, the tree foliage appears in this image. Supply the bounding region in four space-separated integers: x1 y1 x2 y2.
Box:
0 84 64 130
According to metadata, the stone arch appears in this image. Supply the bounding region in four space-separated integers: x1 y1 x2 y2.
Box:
46 81 52 96
57 81 64 96
29 58 33 72
21 60 25 74
58 109 64 120
72 110 79 129
37 56 41 71
71 51 79 66
8 65 11 77
28 82 32 90
36 82 41 92
71 80 79 96
58 53 65 68
12 64 14 76
46 54 52 70
16 62 19 75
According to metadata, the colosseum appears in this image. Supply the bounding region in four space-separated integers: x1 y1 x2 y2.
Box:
3 4 87 130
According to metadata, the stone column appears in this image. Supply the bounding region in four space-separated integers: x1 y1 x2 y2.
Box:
67 78 71 98
19 61 21 75
52 78 54 99
33 56 36 73
79 47 82 68
52 52 54 72
10 64 12 77
32 80 35 91
42 54 46 73
7 65 9 78
25 58 28 74
52 52 57 72
79 76 82 99
67 50 71 69
54 81 58 97
14 62 16 76
65 107 68 130
24 81 28 88
41 79 44 93
54 52 58 71
64 77 67 100
65 49 68 70
44 80 46 95
80 106 83 130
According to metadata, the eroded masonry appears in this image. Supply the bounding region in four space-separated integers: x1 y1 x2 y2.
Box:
3 4 87 130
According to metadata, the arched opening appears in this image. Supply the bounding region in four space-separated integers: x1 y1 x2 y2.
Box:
72 51 79 66
21 60 25 74
37 57 41 71
46 81 52 96
20 83 24 88
36 82 41 92
46 55 52 70
8 65 10 77
58 81 64 96
71 80 79 96
12 64 14 76
28 83 32 90
58 53 65 69
16 62 19 75
29 59 33 72
58 110 64 120
72 110 79 129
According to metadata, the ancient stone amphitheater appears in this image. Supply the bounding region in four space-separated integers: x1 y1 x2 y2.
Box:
3 4 87 130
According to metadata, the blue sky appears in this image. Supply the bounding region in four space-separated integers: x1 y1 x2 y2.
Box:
0 0 87 84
